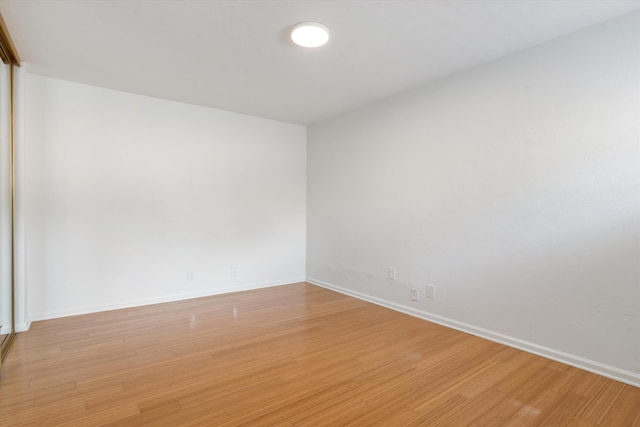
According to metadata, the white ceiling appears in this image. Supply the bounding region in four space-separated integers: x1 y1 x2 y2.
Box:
1 0 639 125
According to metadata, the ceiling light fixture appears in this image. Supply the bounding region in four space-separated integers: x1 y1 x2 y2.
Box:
290 22 330 48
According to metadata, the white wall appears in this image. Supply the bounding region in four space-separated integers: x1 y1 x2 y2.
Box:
25 75 306 320
307 12 640 385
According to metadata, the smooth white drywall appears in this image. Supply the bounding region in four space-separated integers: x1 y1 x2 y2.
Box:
25 75 306 320
307 12 640 383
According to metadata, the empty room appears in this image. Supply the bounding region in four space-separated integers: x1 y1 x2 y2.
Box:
0 0 639 425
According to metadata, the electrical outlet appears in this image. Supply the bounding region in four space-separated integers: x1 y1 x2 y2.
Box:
426 284 435 299
388 266 397 280
410 287 420 301
230 267 238 277
187 271 194 281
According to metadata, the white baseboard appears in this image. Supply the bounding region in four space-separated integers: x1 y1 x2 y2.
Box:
15 320 31 333
306 277 640 388
29 277 305 323
2 320 31 333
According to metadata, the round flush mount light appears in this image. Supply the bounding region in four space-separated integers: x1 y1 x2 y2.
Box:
290 22 330 48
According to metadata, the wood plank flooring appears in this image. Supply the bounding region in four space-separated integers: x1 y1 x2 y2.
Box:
1 283 638 426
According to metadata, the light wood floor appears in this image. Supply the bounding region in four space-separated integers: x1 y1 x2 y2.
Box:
1 283 638 426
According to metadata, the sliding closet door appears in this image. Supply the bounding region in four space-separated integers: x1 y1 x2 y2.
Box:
0 11 20 367
0 61 13 365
